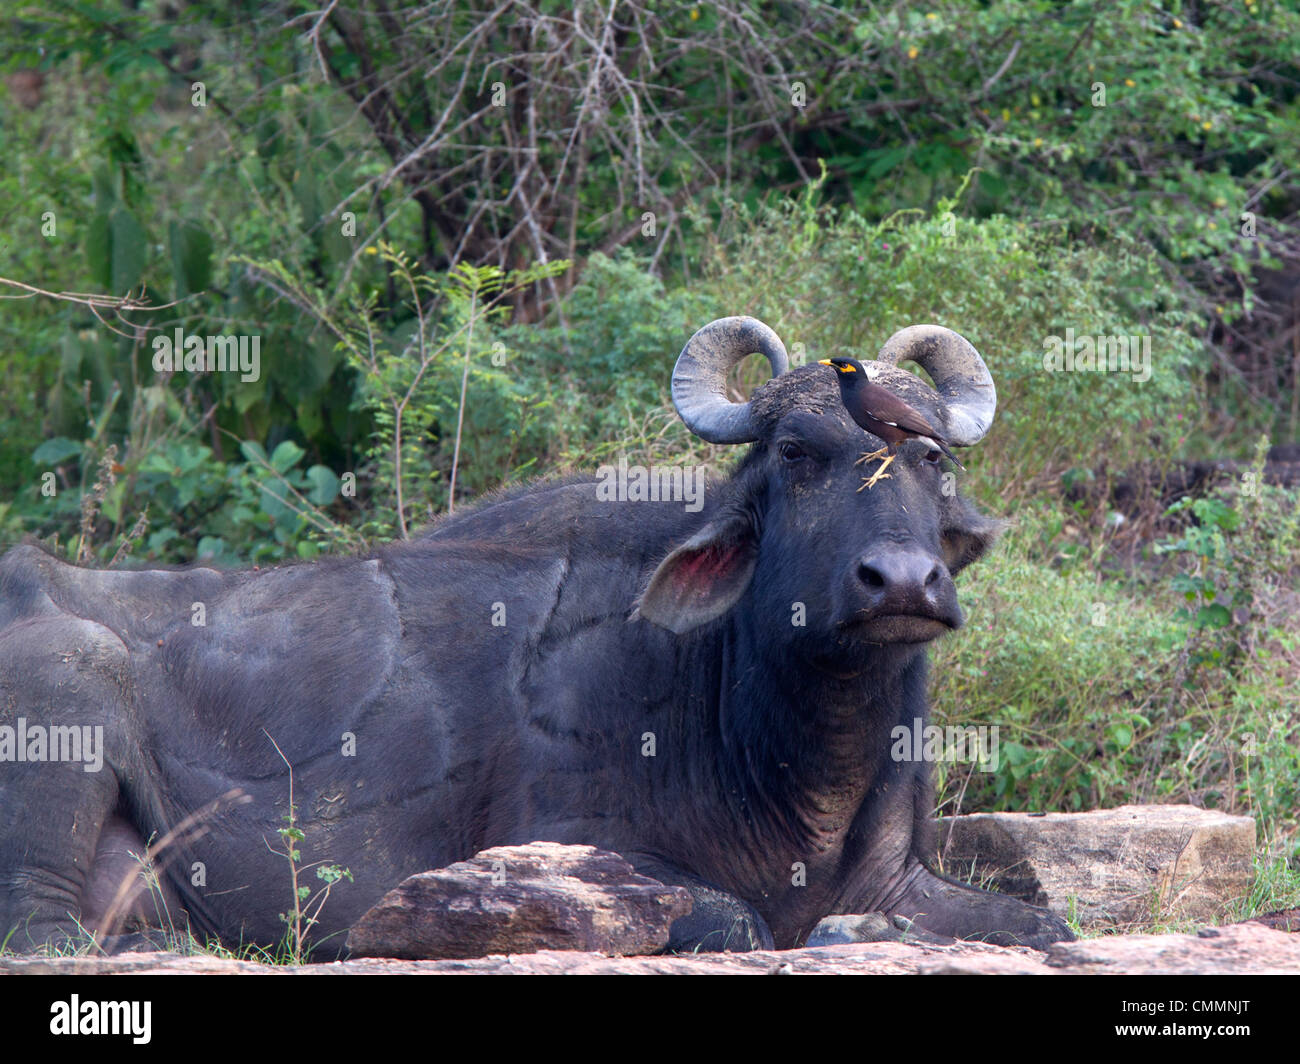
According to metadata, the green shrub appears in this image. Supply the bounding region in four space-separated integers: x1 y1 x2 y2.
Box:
694 180 1204 506
931 480 1300 852
930 504 1185 814
506 250 713 464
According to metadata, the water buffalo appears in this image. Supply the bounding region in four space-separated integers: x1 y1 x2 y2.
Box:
0 316 1072 956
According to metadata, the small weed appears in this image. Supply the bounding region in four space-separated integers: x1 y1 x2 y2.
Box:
263 731 353 965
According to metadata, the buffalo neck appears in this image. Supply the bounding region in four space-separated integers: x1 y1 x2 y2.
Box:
682 606 927 864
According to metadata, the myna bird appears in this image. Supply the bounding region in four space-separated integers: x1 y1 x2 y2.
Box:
819 357 965 490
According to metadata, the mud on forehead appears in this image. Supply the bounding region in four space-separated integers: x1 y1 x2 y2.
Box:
746 362 944 434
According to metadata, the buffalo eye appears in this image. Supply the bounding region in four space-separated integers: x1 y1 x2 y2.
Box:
922 448 943 465
778 441 807 464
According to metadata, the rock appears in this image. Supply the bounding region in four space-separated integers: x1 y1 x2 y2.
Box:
0 952 280 975
1044 922 1300 974
806 912 950 947
937 804 1254 930
344 842 692 960
1249 908 1300 932
5 923 1296 974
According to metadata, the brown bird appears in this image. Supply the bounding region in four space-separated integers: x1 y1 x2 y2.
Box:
819 357 964 490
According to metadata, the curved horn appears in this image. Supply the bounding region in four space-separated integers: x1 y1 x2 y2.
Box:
672 316 789 444
875 325 996 446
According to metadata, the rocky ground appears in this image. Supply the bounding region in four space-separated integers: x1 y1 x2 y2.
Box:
3 806 1293 975
3 921 1297 975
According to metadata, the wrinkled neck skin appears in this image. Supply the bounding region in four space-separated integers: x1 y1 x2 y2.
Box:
660 600 929 927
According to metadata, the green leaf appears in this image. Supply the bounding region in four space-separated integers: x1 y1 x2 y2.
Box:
239 440 269 466
304 464 340 505
259 479 296 524
269 439 306 474
1196 604 1231 629
863 147 908 182
31 437 82 465
110 207 147 292
147 528 180 553
90 167 116 212
196 536 226 560
86 207 147 294
85 214 110 288
169 219 213 297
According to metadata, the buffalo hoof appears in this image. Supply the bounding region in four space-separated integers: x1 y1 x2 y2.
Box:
966 911 1076 950
663 886 775 953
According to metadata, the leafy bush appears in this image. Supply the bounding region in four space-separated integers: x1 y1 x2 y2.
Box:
15 428 350 569
930 504 1186 814
506 250 713 464
696 179 1204 503
931 481 1300 852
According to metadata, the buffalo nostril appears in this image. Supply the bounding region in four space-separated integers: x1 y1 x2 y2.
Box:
851 549 959 627
856 552 948 597
858 562 887 589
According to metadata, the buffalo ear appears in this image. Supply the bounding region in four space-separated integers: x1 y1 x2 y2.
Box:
942 506 1005 574
634 517 758 635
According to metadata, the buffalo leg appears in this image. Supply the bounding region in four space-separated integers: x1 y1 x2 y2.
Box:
78 814 189 951
0 616 127 952
626 856 774 953
879 859 1073 949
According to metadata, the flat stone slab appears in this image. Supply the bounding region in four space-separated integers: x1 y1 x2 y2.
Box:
938 804 1255 929
1043 923 1300 974
4 923 1295 974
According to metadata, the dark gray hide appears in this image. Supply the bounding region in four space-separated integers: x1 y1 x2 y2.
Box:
0 317 1071 956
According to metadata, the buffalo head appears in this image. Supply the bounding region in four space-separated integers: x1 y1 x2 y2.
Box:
637 316 1000 675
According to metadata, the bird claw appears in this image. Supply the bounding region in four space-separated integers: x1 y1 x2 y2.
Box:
855 452 897 491
854 448 890 467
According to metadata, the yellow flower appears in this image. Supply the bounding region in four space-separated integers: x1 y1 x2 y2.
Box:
926 12 937 19
1208 221 1218 229
1001 108 1011 122
1124 78 1135 87
689 6 699 19
364 246 378 255
1202 120 1212 130
1173 18 1183 28
1213 197 1227 207
1033 137 1043 147
907 46 919 59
